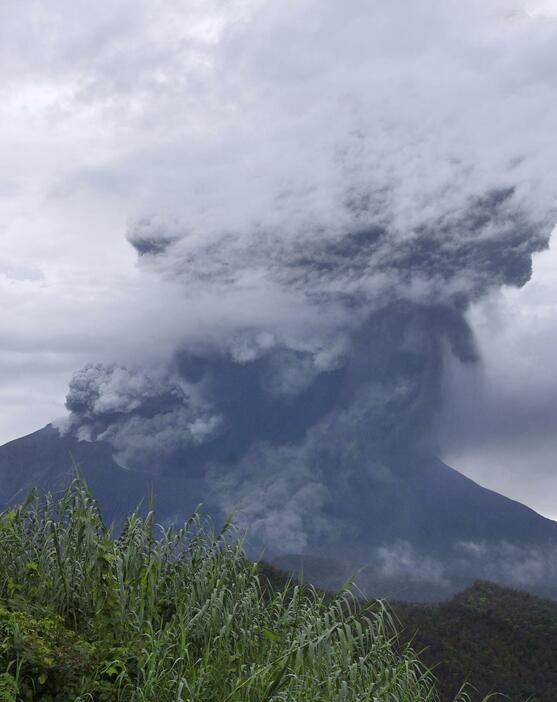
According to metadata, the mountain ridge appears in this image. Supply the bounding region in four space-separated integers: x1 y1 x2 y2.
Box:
1 424 556 601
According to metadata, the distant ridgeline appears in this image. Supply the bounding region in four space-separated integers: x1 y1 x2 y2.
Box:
395 581 557 702
1 424 557 602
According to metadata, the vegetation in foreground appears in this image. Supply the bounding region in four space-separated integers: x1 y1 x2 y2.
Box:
0 477 474 702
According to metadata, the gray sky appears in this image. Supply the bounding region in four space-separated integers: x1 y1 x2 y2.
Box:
438 236 557 519
1 0 557 517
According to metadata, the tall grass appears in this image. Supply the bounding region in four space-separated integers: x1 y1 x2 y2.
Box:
0 477 476 701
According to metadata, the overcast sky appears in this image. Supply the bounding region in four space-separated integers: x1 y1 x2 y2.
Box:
1 0 557 517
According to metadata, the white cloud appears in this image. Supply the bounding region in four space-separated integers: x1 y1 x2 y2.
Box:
526 0 557 17
376 541 449 586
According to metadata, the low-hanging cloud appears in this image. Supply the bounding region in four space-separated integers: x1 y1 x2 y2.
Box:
352 539 557 598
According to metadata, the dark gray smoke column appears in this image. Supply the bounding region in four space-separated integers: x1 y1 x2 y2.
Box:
51 0 557 596
61 186 553 566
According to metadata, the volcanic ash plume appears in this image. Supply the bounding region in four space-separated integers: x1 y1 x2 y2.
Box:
58 0 557 563
60 183 553 556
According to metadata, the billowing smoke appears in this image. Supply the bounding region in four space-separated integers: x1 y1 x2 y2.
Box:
56 0 557 567
59 187 552 556
60 364 221 469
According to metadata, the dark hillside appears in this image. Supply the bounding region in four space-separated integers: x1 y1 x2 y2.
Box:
396 581 557 702
261 564 557 701
259 566 557 701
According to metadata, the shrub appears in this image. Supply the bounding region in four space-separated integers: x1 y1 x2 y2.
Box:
0 477 465 701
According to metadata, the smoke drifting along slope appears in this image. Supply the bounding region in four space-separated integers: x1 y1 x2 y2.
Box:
54 1 557 581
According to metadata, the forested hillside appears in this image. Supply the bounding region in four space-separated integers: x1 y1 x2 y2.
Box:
397 582 557 702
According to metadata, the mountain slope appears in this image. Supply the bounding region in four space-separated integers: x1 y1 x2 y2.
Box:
1 425 557 600
396 581 557 701
317 445 557 555
0 425 209 526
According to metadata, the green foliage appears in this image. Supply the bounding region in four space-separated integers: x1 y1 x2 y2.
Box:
396 581 557 702
0 477 449 701
0 602 94 700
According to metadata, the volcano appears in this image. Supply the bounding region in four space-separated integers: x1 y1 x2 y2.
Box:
2 423 556 601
